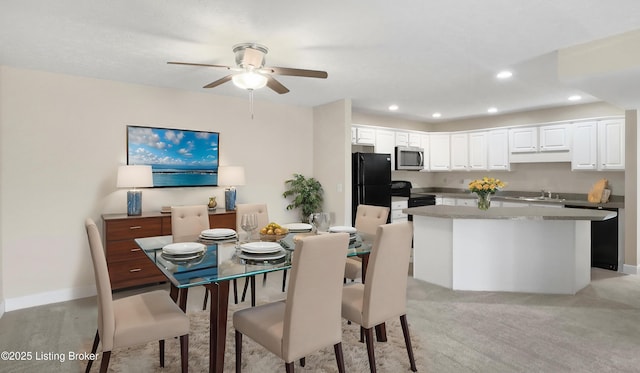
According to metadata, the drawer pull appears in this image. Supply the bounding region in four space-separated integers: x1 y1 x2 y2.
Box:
130 248 141 252
129 268 142 273
129 226 143 230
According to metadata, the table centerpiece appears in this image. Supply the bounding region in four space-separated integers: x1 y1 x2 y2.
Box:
468 177 506 210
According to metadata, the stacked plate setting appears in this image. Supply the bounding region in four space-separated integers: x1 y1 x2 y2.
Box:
200 228 238 241
328 225 358 243
238 241 286 261
282 223 313 233
161 242 206 262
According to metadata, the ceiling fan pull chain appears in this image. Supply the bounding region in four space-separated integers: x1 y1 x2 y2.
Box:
249 89 255 119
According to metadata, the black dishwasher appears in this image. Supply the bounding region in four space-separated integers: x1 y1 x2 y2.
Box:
565 205 618 271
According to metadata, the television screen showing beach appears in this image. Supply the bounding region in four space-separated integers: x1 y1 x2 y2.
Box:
127 126 219 187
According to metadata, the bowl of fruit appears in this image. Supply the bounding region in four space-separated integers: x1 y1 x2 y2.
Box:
259 222 289 242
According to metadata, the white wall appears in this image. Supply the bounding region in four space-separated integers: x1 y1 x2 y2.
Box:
0 66 315 310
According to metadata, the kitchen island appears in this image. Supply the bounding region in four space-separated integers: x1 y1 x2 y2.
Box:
405 205 617 294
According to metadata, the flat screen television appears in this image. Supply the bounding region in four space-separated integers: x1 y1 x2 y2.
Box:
127 125 219 187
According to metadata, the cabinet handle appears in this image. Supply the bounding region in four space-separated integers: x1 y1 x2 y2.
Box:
130 248 141 252
129 268 142 273
129 226 142 230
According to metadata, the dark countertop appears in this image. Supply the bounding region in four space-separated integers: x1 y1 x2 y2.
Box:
410 187 624 209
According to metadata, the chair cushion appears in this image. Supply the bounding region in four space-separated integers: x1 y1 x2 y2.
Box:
233 301 286 358
341 283 365 326
112 290 190 349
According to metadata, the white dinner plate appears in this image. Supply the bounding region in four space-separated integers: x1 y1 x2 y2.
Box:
283 223 313 232
161 251 205 263
162 242 206 255
201 228 237 238
237 250 286 261
328 226 357 234
240 241 282 254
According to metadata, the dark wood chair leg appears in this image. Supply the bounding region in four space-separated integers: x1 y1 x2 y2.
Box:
86 330 100 373
262 272 268 286
180 334 189 373
159 340 165 367
400 314 417 372
250 276 256 307
364 327 377 373
203 288 209 310
282 269 288 292
235 330 242 373
334 342 346 373
99 350 111 373
299 357 305 366
285 361 295 373
360 326 365 343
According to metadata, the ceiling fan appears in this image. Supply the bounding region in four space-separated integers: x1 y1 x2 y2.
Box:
167 43 328 94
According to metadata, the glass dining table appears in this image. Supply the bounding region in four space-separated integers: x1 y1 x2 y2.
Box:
135 231 374 373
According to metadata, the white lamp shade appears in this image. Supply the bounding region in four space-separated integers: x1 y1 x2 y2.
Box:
117 165 153 188
218 166 245 186
232 72 268 90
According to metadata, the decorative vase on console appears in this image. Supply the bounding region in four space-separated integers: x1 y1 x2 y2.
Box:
468 177 506 211
208 196 217 209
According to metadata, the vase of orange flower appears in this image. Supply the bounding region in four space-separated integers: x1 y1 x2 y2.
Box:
468 177 506 210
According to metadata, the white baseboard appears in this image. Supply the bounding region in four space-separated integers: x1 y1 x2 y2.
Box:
622 264 638 275
4 286 96 312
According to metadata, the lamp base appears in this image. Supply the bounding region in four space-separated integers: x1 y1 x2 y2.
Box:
225 188 237 211
127 190 143 216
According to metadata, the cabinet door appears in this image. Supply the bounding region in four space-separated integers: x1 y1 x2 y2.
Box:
509 127 537 153
450 133 469 170
469 131 488 170
598 119 625 170
395 131 409 147
487 129 510 170
375 129 396 166
571 121 597 170
354 126 376 145
408 132 422 147
351 127 357 144
539 123 570 152
429 133 450 171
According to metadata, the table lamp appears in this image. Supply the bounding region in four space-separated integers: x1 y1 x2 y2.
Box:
218 166 245 211
117 165 153 216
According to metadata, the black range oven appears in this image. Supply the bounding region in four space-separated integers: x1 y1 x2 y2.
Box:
391 181 436 220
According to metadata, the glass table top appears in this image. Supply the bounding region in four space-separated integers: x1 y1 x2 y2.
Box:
135 231 373 289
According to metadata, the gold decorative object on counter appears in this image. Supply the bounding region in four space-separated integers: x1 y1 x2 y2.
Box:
208 196 218 209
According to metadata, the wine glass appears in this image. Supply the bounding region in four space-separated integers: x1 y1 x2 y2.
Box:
241 213 257 242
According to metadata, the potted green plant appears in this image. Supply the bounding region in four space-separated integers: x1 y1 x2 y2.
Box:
282 173 324 222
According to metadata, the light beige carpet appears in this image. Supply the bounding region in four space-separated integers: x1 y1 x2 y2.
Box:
98 309 423 372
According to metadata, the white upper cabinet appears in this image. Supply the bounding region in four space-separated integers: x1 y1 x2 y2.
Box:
395 131 409 147
598 119 625 170
539 123 571 152
487 129 510 170
420 133 430 171
469 131 489 170
408 132 423 147
352 125 376 145
429 133 450 171
509 127 538 153
450 133 469 170
571 121 598 170
374 128 395 156
571 119 625 171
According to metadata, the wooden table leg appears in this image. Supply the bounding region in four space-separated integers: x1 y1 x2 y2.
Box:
205 281 230 373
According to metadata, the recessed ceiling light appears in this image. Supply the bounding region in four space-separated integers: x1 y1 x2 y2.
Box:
568 95 582 101
496 70 513 79
487 107 498 114
432 112 442 118
388 104 399 111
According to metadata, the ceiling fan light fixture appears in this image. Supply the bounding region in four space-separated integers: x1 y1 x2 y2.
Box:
232 71 268 90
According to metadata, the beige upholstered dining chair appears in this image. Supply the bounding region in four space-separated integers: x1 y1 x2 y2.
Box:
233 232 350 373
84 219 189 373
344 204 390 281
341 221 417 373
171 205 210 243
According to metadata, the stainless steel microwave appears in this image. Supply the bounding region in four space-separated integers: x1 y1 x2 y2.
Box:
395 146 425 170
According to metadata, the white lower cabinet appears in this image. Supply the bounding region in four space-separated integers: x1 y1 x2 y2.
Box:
391 199 408 222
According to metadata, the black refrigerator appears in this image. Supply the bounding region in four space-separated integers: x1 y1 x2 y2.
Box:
352 152 392 226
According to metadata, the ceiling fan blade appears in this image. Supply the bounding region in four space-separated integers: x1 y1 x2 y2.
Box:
265 66 328 79
242 47 265 68
266 76 290 94
168 61 232 70
203 75 233 89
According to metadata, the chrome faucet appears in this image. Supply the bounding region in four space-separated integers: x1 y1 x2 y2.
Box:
541 189 552 198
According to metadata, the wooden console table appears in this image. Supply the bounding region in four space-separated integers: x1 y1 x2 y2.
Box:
102 209 236 290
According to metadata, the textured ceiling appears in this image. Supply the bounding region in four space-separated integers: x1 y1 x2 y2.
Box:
2 0 640 121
